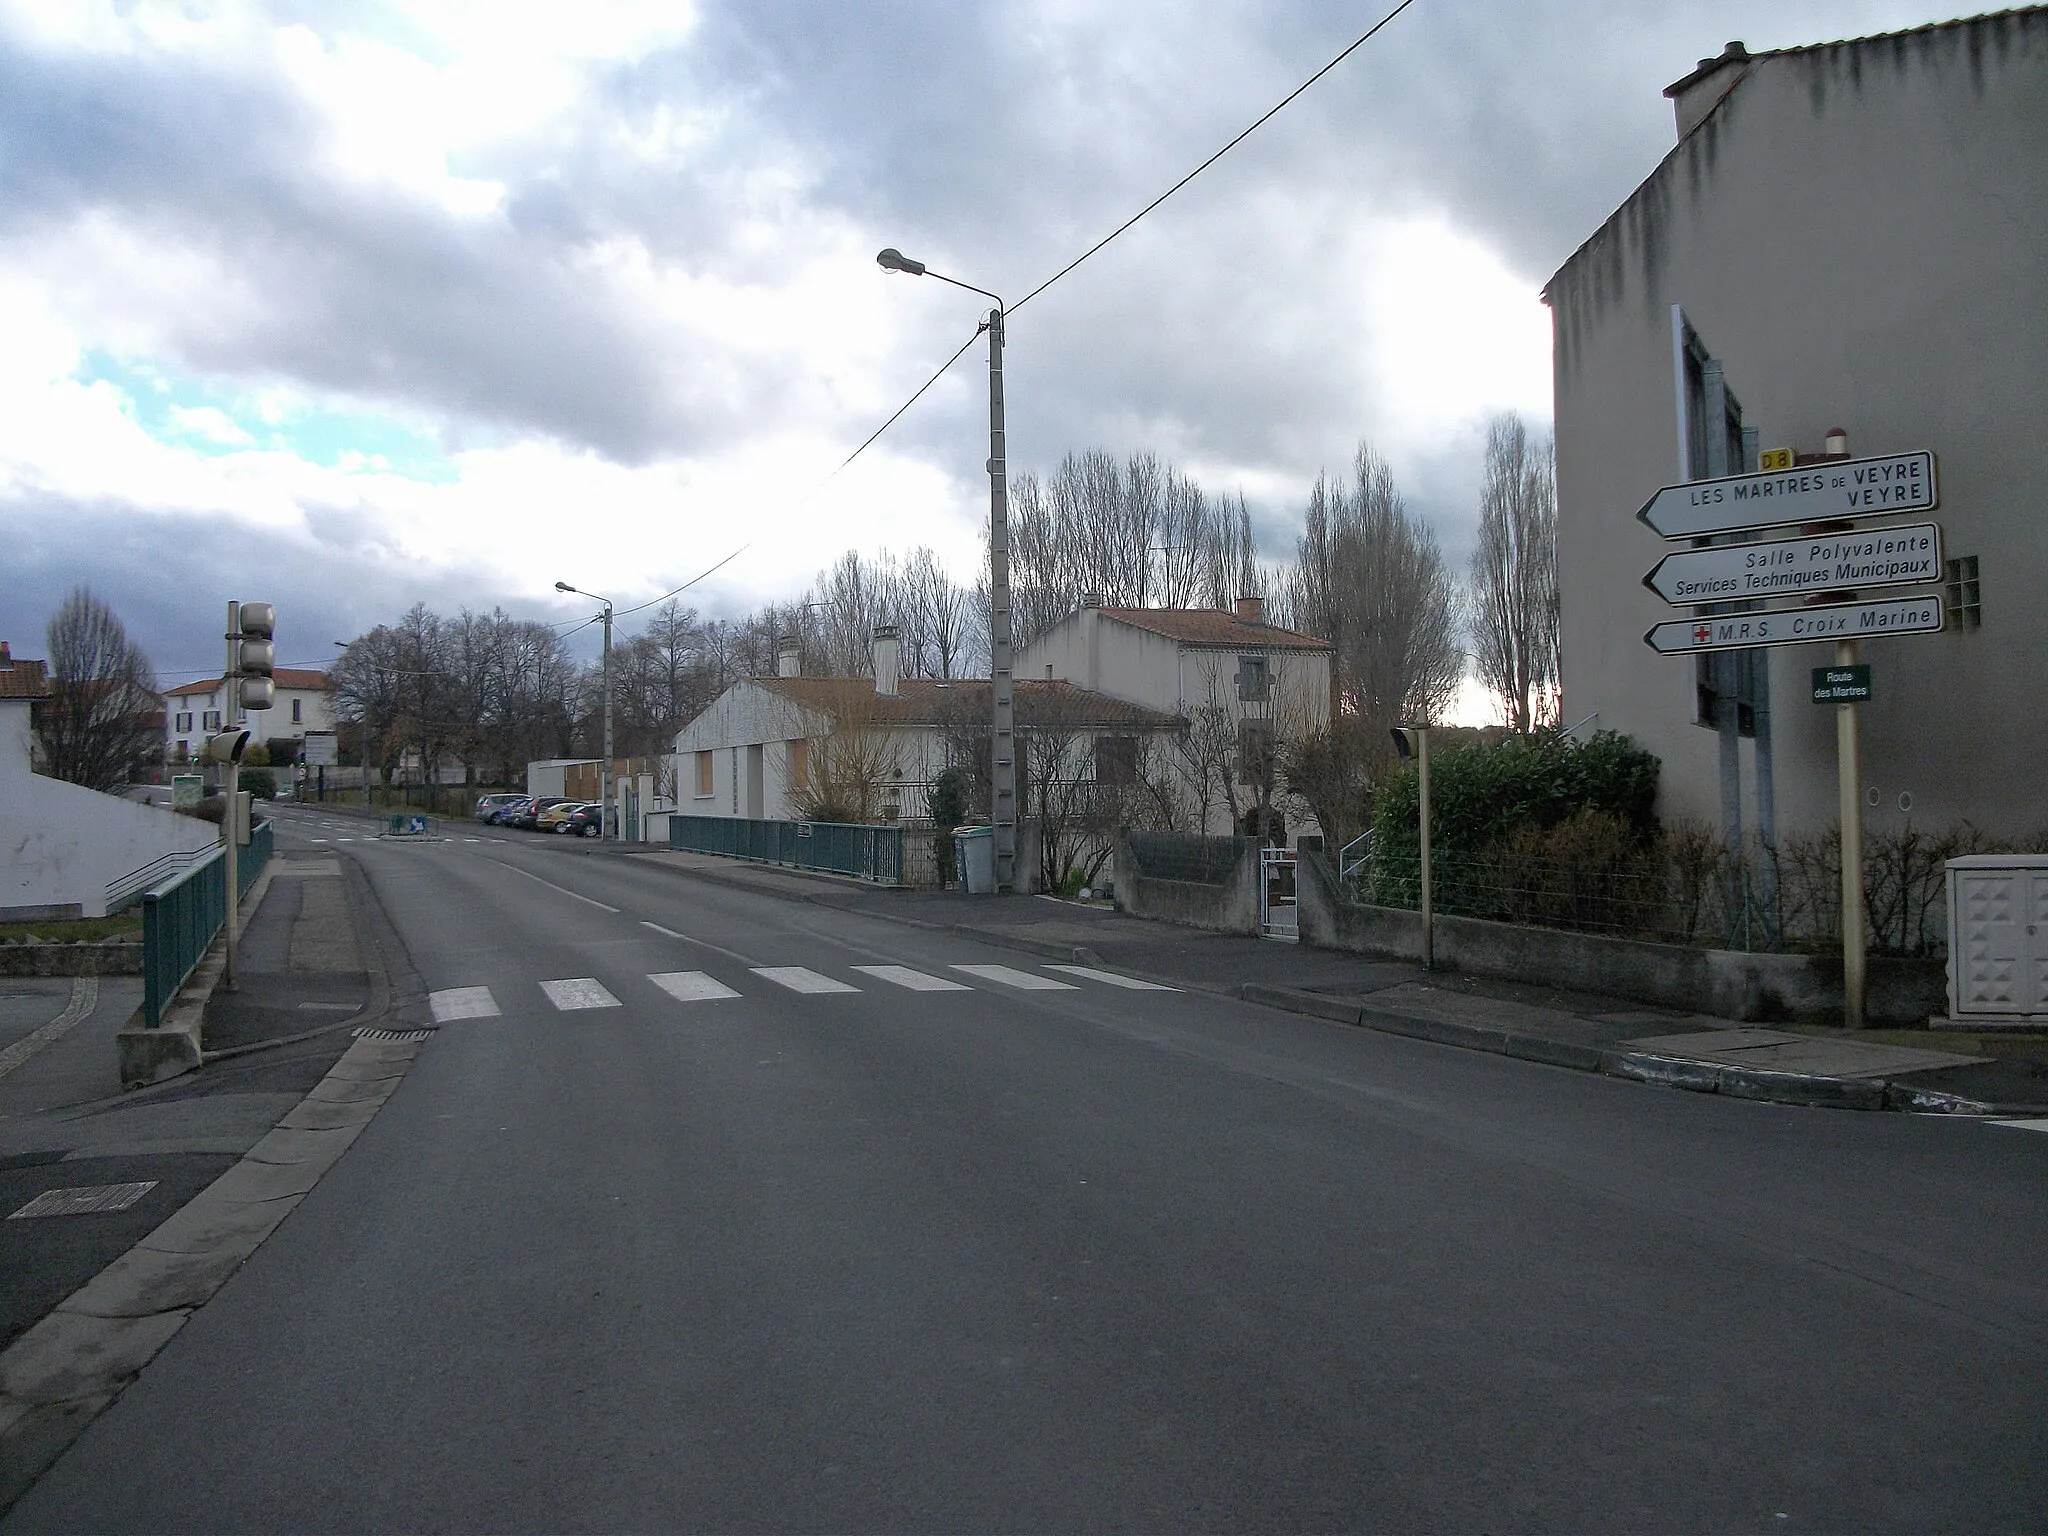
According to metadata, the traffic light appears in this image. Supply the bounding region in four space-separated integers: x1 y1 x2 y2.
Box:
234 601 275 711
205 728 251 764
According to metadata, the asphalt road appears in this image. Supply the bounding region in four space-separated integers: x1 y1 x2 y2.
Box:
8 806 2046 1532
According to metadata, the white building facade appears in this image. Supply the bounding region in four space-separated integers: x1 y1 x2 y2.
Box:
1544 11 2048 839
164 667 334 765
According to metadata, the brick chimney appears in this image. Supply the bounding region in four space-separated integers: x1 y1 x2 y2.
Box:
1235 594 1266 626
776 635 801 678
0 641 11 670
872 624 900 697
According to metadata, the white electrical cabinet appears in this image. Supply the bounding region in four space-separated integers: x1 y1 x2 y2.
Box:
1946 856 2048 1026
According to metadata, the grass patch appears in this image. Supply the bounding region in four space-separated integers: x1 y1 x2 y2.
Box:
0 911 144 945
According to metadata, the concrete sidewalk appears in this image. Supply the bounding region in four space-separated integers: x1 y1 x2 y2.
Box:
626 847 2048 1116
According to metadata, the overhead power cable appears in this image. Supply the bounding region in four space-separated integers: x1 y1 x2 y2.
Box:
1011 0 1422 313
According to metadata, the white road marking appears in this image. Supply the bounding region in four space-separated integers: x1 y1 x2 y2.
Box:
540 977 621 1010
642 922 685 939
489 861 621 913
638 920 758 966
950 964 1077 991
311 838 330 844
429 986 500 1021
1988 1118 2048 1133
649 971 742 1003
752 967 860 995
1045 964 1176 991
853 965 973 992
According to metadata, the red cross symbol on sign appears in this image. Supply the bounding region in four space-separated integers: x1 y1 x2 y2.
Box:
1692 625 1711 644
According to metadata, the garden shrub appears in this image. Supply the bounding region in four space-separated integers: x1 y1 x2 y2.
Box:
1368 729 1660 910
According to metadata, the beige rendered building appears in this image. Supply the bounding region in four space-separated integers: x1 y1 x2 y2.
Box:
1544 10 2047 841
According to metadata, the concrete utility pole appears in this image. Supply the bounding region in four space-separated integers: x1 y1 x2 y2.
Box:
556 582 616 842
223 601 241 988
877 247 1016 891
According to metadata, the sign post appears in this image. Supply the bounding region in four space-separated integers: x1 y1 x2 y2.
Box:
1638 438 1942 1028
1836 640 1867 1028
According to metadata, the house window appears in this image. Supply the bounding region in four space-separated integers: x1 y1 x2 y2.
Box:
1236 655 1269 702
203 710 222 731
175 712 193 733
291 697 302 723
1238 719 1274 785
694 750 714 797
1095 734 1140 786
1945 555 1981 630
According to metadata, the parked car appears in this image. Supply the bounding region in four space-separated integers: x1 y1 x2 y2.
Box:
507 796 564 830
475 793 526 823
563 803 605 838
535 799 587 833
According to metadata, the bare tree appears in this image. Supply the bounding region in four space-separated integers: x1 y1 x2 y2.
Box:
1470 414 1560 731
37 588 159 792
1290 442 1461 733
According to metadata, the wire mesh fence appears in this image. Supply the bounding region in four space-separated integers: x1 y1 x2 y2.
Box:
1347 819 2046 957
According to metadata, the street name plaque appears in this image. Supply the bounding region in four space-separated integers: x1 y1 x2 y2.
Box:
1643 593 1944 655
1636 450 1937 539
1812 665 1873 703
1642 522 1942 604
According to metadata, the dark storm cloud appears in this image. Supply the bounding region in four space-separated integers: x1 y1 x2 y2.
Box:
0 495 586 686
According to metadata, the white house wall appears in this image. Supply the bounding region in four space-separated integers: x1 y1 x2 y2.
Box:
1548 19 2048 837
2 701 220 919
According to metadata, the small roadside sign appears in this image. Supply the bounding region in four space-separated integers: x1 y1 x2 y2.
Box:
1637 449 1937 539
1757 447 1795 472
301 731 338 766
1643 593 1944 654
1812 665 1873 703
1642 521 1942 604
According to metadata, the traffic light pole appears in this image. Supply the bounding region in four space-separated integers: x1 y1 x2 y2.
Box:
223 600 241 989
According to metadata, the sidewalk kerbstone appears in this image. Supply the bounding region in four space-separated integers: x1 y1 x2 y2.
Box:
200 1155 328 1204
56 1244 249 1320
306 1074 399 1105
277 1097 382 1131
133 1188 301 1258
0 1309 190 1405
244 1122 367 1166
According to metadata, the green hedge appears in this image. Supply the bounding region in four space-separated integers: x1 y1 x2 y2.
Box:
1368 730 1660 909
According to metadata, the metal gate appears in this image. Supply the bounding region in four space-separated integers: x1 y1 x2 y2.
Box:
1260 846 1298 940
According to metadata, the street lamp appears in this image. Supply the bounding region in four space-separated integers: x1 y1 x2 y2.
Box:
877 246 1017 892
556 581 615 842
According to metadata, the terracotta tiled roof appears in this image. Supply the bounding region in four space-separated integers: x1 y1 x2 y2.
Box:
165 668 330 696
1099 608 1331 650
753 676 1182 731
0 657 50 699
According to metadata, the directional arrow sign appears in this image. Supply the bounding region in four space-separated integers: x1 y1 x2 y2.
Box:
1637 450 1937 539
1643 522 1943 605
1644 594 1944 655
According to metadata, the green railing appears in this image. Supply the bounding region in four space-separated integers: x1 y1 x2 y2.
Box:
142 820 274 1028
670 815 904 884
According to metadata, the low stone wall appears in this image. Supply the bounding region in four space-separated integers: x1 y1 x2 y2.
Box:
0 941 144 977
1295 852 1943 1025
1114 832 1259 934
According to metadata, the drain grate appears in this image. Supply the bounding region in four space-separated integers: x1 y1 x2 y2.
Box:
354 1027 433 1043
9 1181 158 1220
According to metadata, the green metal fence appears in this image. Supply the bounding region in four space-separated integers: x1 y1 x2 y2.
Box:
669 815 904 884
142 820 274 1028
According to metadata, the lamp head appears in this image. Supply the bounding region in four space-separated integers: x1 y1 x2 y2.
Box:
554 581 575 593
876 247 926 276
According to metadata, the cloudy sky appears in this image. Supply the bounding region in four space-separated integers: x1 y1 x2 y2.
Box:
0 0 1951 695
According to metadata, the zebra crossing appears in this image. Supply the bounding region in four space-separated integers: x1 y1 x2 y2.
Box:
427 959 1174 1021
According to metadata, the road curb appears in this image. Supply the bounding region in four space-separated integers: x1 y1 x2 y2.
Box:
0 1029 430 1516
1237 981 1984 1114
